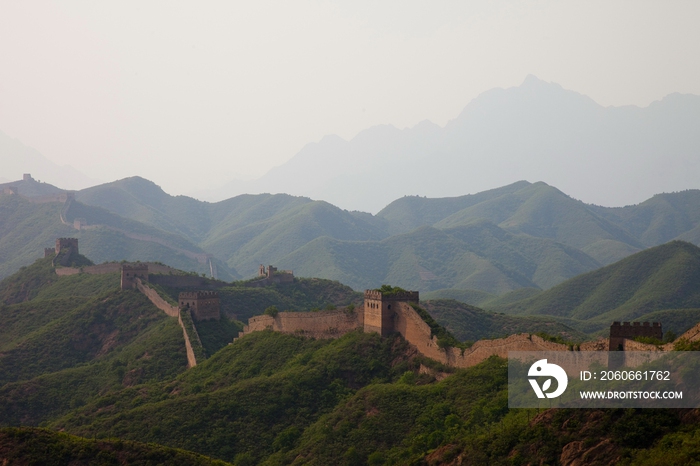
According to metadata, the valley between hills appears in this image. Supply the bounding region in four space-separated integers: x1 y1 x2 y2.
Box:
3 176 700 464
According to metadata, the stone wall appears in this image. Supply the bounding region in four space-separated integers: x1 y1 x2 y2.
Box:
622 339 664 352
580 339 609 351
237 301 574 371
179 310 204 368
393 302 570 369
239 308 363 339
133 278 198 368
135 279 180 318
55 267 81 276
679 321 700 342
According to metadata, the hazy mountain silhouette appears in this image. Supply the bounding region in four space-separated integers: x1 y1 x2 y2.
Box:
204 75 700 213
0 130 98 190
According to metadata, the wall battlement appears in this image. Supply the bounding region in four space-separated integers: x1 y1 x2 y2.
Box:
609 321 663 350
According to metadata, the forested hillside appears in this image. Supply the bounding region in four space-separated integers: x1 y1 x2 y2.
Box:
4 176 700 302
2 254 700 464
491 241 700 335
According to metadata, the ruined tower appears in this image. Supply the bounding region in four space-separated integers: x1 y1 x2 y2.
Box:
54 238 79 266
55 238 78 255
363 289 420 337
120 264 149 290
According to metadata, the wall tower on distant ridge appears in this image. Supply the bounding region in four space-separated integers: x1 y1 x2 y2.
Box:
251 264 294 287
363 289 420 337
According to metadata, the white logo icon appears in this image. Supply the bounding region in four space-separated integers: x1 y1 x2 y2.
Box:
528 359 568 398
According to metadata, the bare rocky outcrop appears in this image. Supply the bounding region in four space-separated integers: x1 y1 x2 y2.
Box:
560 438 619 466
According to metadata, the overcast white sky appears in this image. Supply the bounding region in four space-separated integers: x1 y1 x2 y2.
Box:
1 1 699 196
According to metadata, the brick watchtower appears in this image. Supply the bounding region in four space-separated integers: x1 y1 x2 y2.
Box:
179 291 220 321
363 289 420 337
121 264 149 290
609 321 662 351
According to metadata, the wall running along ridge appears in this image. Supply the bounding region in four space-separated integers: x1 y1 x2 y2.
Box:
237 302 573 369
133 278 201 368
237 299 683 370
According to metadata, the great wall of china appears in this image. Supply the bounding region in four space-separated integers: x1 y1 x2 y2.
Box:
43 234 700 373
237 289 695 371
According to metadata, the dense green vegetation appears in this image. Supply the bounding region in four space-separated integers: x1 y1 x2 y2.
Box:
196 315 244 356
0 427 231 465
492 241 700 335
5 201 700 463
6 177 700 298
0 259 189 427
0 195 75 280
214 278 362 322
48 331 416 464
423 298 587 343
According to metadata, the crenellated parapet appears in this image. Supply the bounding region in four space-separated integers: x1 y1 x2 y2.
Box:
363 290 419 302
609 321 662 351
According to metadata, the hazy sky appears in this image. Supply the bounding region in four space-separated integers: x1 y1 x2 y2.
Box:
1 1 699 197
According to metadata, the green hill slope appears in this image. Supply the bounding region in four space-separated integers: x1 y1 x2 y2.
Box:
48 331 414 464
591 189 700 247
0 258 189 424
77 177 389 278
494 241 700 334
423 299 586 342
375 180 532 234
0 196 75 280
0 427 231 465
11 175 700 299
280 222 600 294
